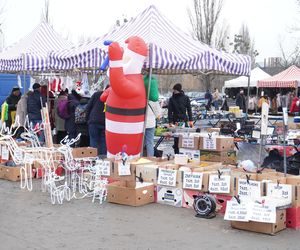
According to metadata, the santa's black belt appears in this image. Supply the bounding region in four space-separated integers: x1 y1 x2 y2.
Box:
106 105 146 116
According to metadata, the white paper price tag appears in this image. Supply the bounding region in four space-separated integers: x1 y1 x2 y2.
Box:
118 161 131 176
224 199 250 222
267 183 292 204
14 149 23 162
1 146 9 160
203 137 217 150
98 160 111 176
249 201 276 224
208 174 231 194
182 137 195 148
238 179 261 199
157 168 177 187
183 172 203 190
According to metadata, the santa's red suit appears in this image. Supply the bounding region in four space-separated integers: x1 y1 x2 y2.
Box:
100 36 148 158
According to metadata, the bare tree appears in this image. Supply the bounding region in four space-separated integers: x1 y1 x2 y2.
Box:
230 24 258 67
41 0 50 23
188 0 225 46
279 40 300 67
188 0 228 90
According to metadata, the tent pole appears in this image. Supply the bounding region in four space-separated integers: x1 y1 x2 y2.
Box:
255 87 258 114
140 43 153 156
246 75 251 115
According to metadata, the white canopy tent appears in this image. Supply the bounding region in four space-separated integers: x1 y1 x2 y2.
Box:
224 67 271 89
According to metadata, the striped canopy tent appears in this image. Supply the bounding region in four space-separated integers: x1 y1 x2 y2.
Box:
0 22 72 72
50 5 251 76
257 65 300 88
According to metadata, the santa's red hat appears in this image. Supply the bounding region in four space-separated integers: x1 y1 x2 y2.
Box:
125 36 148 57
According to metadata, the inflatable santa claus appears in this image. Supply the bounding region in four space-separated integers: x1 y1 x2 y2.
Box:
100 36 148 158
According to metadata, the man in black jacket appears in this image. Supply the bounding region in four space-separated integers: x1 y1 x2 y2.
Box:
85 90 106 155
168 83 193 154
27 83 46 141
6 86 21 128
236 88 246 113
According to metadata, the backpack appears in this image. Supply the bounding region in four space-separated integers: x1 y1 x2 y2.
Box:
57 97 70 119
75 104 88 124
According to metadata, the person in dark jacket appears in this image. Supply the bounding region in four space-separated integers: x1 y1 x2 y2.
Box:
76 94 90 147
6 86 21 128
65 89 81 142
85 90 106 155
236 88 246 113
168 83 193 154
27 83 46 141
204 89 213 110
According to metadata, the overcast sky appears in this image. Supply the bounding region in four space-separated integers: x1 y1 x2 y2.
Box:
1 0 299 62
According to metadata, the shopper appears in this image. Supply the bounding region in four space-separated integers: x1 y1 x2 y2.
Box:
168 83 193 154
27 83 46 141
65 89 81 142
248 95 257 114
5 86 21 128
85 90 106 155
54 89 68 143
15 91 31 138
205 89 213 110
236 88 246 113
145 101 162 157
257 94 269 113
75 92 90 147
212 88 220 110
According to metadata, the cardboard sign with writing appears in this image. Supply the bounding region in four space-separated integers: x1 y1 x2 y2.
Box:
98 160 111 176
267 183 292 204
224 199 249 222
238 179 261 199
118 161 131 176
157 168 177 187
181 137 195 148
208 174 231 194
1 145 9 160
203 137 217 150
249 201 276 224
183 172 203 190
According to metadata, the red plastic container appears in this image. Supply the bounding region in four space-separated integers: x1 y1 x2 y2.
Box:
286 207 300 229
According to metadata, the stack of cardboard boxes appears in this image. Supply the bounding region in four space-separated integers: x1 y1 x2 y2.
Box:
286 175 300 229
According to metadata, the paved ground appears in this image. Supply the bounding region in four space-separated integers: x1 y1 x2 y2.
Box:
1 180 299 250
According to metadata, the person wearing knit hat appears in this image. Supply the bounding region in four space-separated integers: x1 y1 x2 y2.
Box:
5 86 21 127
168 83 193 154
32 83 41 90
27 83 46 142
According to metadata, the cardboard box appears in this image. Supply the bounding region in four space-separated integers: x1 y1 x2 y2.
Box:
199 136 234 152
231 210 286 235
257 172 286 184
107 181 154 206
156 185 183 207
0 165 23 181
206 128 221 134
111 161 137 183
179 148 200 163
286 176 300 186
188 169 211 192
178 134 200 150
200 150 237 165
136 164 158 185
72 147 98 158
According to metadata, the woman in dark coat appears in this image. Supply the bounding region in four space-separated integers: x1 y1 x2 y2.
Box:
65 90 81 141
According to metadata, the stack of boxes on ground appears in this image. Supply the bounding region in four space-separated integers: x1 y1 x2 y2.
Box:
103 130 300 235
2 130 300 235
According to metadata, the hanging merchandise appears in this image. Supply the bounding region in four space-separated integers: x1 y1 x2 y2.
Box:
193 194 217 219
81 72 90 96
17 75 23 89
29 77 35 91
50 77 62 93
100 36 148 157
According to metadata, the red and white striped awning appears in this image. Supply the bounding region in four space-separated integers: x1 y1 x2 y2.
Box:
257 65 300 88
